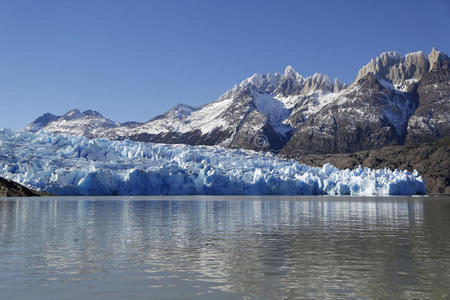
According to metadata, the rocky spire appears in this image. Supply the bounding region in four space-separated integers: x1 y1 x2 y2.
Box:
301 73 333 94
355 51 402 82
333 78 346 93
354 49 449 86
428 48 449 71
283 65 297 77
386 51 429 85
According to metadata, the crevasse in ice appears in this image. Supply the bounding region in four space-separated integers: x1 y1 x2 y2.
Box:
0 129 426 196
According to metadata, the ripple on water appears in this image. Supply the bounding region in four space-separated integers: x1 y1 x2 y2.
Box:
0 195 449 299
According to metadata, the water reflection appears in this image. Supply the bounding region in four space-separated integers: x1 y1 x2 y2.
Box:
0 196 449 299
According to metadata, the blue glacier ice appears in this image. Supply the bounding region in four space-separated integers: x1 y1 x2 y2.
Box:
0 129 426 196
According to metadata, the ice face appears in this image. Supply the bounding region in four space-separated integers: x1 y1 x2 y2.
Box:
0 129 426 196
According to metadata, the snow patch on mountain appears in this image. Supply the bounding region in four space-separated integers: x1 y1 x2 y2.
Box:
306 90 346 116
378 78 419 93
184 98 235 134
254 94 291 126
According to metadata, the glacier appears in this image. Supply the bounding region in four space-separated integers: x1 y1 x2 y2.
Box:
0 129 425 196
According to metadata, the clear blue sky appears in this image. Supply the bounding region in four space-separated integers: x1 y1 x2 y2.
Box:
1 0 449 129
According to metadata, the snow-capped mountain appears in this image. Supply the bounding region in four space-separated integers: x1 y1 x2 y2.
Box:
25 109 123 138
26 66 347 151
283 48 450 155
25 48 449 155
112 66 347 151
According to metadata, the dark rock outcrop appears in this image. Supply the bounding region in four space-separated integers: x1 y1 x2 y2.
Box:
406 49 450 144
282 137 450 194
0 177 46 197
283 48 448 155
282 73 417 154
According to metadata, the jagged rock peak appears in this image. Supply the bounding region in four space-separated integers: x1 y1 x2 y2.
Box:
220 65 344 100
355 49 449 86
64 109 82 118
237 66 306 91
273 67 304 96
284 65 296 76
403 51 429 77
239 73 266 88
281 65 304 82
333 78 347 93
301 73 333 94
356 51 403 82
428 48 449 71
82 109 103 117
385 51 430 86
220 71 281 98
379 51 403 62
62 109 104 119
405 50 427 62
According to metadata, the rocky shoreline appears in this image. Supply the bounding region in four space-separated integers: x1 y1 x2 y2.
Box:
0 177 47 197
282 137 450 194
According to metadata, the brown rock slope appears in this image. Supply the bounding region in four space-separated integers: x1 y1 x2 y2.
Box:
0 177 45 197
281 137 450 194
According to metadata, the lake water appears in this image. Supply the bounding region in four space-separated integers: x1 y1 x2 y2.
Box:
1 195 449 299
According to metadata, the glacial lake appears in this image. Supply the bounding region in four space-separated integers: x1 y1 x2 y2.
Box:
1 196 449 299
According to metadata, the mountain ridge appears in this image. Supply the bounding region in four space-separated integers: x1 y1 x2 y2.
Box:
25 48 449 156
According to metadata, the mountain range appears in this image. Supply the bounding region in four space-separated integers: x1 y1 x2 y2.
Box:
25 49 450 156
25 66 347 151
26 48 449 159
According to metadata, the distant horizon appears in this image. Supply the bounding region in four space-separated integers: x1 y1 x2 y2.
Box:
1 0 449 129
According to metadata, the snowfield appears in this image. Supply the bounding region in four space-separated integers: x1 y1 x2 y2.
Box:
0 129 426 196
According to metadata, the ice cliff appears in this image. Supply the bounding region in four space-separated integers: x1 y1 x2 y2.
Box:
0 129 426 196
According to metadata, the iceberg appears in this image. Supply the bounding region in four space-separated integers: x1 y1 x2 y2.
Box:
0 129 426 196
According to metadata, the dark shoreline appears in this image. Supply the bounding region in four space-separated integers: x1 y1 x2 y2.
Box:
0 177 49 197
282 137 450 194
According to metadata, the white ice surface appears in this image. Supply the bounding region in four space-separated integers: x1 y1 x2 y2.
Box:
0 129 426 196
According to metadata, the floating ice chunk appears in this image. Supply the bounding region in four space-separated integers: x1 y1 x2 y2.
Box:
0 129 426 196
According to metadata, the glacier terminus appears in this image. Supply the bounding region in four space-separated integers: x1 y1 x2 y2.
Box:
0 129 425 196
